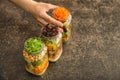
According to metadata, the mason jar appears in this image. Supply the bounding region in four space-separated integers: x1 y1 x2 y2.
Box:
41 24 63 62
53 7 72 42
23 37 49 76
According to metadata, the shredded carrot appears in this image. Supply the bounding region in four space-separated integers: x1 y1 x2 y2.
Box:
53 7 70 22
33 56 48 74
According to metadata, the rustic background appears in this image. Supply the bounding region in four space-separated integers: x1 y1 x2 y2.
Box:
0 0 120 80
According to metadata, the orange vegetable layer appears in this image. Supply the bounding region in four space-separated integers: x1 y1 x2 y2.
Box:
33 56 48 74
53 7 70 22
48 42 62 59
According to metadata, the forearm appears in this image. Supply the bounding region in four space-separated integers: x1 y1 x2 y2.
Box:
9 0 36 12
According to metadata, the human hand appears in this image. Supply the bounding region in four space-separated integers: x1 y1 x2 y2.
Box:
10 0 63 27
31 2 63 27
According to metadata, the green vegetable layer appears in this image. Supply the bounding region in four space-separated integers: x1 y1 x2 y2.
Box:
24 37 44 54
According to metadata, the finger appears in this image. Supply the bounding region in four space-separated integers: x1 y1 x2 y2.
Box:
58 28 63 33
36 18 48 26
43 13 63 27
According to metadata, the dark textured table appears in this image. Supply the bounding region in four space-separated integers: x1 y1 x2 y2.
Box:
0 0 120 80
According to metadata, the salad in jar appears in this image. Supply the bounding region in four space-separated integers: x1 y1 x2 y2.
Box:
23 37 49 76
53 7 72 42
41 24 63 62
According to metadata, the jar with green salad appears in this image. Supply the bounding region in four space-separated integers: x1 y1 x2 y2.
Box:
41 24 63 62
23 37 49 76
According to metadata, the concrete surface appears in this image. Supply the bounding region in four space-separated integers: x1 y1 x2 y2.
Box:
0 0 120 80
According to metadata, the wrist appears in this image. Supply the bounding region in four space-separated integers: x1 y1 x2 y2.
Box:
27 1 38 14
10 0 37 13
25 0 37 13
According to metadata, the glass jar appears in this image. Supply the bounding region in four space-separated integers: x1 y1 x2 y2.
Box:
53 7 72 42
23 37 49 76
41 25 63 62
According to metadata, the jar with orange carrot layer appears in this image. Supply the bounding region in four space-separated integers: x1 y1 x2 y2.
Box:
41 24 63 62
23 37 49 76
53 7 72 42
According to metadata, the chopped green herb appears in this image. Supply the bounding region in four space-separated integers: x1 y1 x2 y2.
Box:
24 37 44 54
31 61 42 66
62 32 67 37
